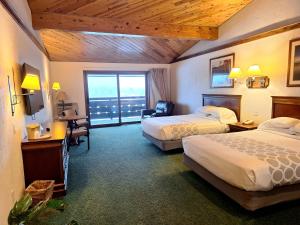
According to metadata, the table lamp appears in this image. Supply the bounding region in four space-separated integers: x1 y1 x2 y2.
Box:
56 91 68 110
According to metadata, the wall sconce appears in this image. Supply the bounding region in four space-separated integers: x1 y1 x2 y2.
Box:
8 73 41 116
48 82 61 98
52 82 61 91
246 65 270 88
228 67 245 84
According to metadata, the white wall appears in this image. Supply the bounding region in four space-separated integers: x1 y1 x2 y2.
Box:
50 62 170 115
182 0 300 57
0 2 51 224
6 0 44 45
171 0 300 123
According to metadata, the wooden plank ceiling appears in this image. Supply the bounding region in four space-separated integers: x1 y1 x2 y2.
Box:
27 0 252 64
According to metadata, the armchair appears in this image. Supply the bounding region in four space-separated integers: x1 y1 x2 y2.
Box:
141 100 174 119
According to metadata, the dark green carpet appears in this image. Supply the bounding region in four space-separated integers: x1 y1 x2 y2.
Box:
48 125 300 225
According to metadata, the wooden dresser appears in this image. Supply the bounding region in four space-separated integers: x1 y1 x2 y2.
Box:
21 121 69 197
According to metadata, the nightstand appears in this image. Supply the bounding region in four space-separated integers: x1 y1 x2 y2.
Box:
228 122 258 132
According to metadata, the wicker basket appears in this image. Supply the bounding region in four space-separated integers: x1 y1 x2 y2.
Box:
25 180 55 205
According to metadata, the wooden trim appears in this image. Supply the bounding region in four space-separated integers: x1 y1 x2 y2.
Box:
271 96 300 119
172 22 300 63
32 12 218 40
286 37 300 87
0 0 49 59
202 94 242 98
209 53 235 88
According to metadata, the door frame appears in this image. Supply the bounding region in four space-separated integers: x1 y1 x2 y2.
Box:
83 70 148 128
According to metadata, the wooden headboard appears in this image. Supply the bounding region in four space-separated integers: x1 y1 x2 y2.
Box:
202 94 242 121
272 96 300 119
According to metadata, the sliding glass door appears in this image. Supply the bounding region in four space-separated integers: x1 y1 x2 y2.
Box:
119 74 147 123
84 71 147 127
85 74 120 126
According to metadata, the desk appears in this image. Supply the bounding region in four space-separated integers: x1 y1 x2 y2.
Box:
21 121 68 197
57 115 88 128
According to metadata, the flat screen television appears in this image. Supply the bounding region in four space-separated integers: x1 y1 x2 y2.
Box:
22 63 44 115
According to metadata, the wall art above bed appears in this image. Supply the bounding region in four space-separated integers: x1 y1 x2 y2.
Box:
287 38 300 87
210 53 235 88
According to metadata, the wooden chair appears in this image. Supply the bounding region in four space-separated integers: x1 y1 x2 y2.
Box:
62 109 89 128
62 109 90 151
67 125 90 151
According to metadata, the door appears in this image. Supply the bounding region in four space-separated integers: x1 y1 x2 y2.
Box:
119 74 147 123
84 71 147 127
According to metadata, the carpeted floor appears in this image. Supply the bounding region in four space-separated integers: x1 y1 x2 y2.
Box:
48 124 300 225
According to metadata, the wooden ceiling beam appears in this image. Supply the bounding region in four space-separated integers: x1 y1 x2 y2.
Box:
32 12 218 40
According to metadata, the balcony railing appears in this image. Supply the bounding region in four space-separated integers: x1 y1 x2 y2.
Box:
88 96 146 122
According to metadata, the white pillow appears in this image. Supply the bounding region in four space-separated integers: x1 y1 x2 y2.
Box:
290 123 300 134
258 117 299 130
202 106 237 124
194 105 217 115
216 107 238 124
294 123 300 132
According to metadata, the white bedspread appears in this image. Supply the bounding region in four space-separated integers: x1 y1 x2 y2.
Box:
141 114 228 141
183 130 300 191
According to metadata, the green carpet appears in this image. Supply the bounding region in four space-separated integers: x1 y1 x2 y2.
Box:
48 124 300 225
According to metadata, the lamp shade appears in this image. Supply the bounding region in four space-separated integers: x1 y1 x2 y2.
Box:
21 74 40 91
52 82 61 91
228 68 243 79
247 65 263 77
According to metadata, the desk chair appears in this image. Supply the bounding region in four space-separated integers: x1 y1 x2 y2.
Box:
62 109 89 128
67 125 90 151
62 109 90 151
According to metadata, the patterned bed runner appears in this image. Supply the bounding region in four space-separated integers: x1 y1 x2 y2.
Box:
205 133 300 187
167 123 225 140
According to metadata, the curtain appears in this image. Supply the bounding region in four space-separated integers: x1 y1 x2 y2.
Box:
146 68 170 108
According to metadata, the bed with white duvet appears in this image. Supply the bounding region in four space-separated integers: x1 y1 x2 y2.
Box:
142 106 238 141
183 117 300 191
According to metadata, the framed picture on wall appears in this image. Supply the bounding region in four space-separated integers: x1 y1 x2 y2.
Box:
287 38 300 87
210 53 235 88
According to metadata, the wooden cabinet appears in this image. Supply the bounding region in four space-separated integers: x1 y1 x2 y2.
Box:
228 122 258 132
21 122 69 197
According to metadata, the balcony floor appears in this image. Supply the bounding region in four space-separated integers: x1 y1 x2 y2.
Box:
90 116 141 126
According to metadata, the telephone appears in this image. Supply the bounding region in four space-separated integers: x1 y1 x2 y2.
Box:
242 120 254 125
